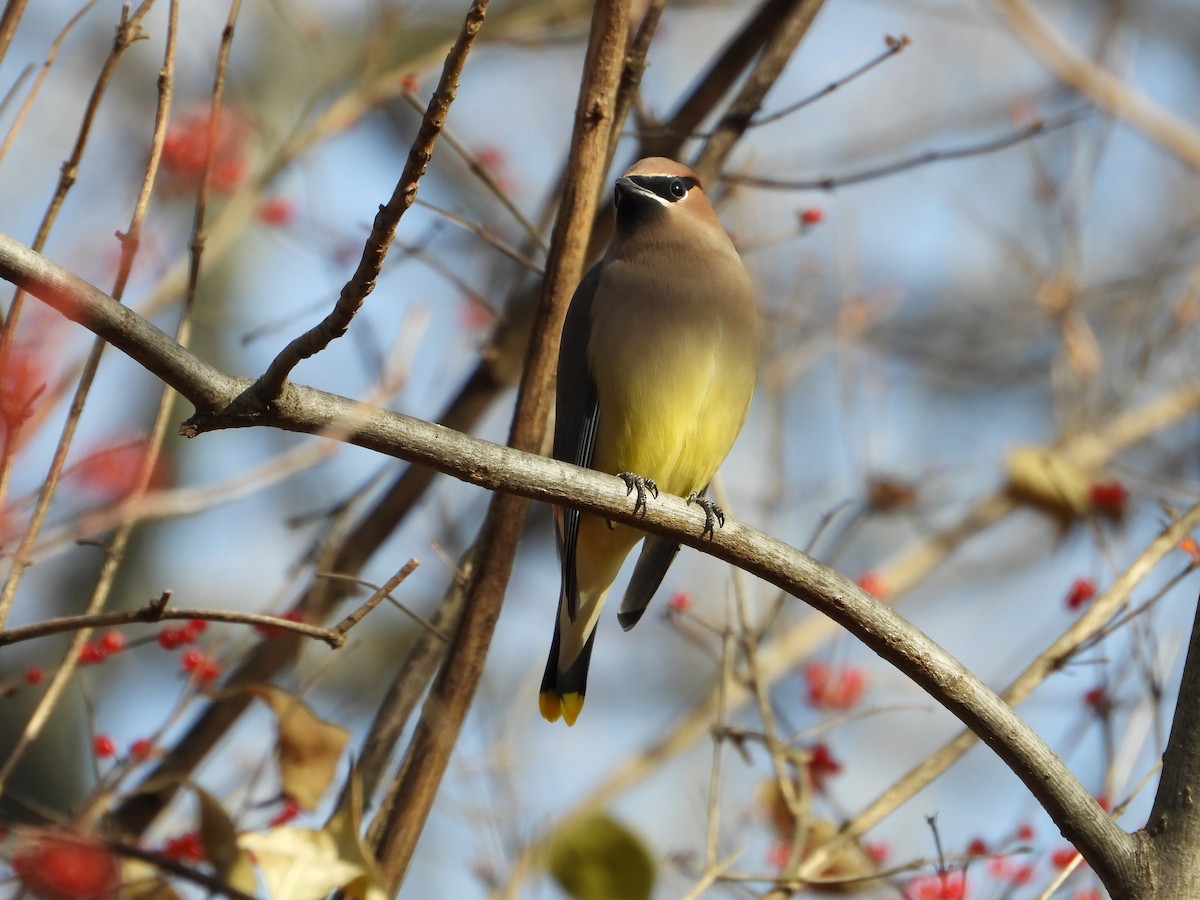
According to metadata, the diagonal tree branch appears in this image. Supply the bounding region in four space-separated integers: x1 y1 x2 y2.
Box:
992 0 1200 169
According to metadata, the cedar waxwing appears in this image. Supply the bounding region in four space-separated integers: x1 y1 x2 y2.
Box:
540 157 759 726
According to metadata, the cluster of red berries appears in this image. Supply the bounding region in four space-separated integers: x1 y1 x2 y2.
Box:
803 660 868 710
78 630 126 665
157 618 207 649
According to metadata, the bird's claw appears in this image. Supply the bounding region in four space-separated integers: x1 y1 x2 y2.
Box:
618 472 658 516
687 492 725 538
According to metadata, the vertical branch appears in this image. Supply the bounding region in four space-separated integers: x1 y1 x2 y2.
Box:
0 0 30 66
1142 588 1200 893
691 0 825 184
181 0 242 329
370 1 633 891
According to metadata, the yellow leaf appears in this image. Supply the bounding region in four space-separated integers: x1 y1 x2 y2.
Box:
248 684 350 810
119 858 182 899
194 784 259 895
239 770 385 900
324 767 387 900
240 827 364 900
1004 444 1091 518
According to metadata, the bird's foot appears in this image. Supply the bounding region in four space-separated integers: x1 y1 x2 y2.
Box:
687 492 725 539
618 472 659 517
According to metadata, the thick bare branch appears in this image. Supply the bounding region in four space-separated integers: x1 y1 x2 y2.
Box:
0 227 1145 886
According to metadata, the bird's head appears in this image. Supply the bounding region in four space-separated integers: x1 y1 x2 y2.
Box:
612 157 717 231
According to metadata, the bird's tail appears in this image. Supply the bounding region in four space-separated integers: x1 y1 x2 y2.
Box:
539 617 597 726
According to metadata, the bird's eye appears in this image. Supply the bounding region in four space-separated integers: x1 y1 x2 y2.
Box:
669 178 687 199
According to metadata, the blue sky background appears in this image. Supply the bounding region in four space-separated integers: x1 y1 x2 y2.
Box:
1 0 1199 897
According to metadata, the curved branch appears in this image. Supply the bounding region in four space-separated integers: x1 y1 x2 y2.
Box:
0 227 1141 882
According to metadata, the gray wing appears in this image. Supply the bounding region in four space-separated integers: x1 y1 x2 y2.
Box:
554 263 604 622
616 536 681 631
616 484 709 630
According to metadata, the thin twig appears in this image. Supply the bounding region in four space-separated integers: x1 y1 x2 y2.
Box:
747 34 909 128
0 0 187 797
691 0 826 184
326 559 427 638
0 597 348 649
0 0 101 168
0 0 157 627
725 107 1090 192
254 1 489 401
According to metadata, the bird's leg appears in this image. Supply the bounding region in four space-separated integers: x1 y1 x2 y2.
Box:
618 472 659 517
687 492 725 539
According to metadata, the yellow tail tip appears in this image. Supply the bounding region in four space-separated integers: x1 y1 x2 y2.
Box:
561 692 584 726
539 691 585 726
539 692 562 723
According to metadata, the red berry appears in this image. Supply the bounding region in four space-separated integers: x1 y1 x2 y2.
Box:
855 570 887 598
1179 536 1200 564
806 742 842 791
78 642 106 664
12 830 120 899
865 842 890 864
181 618 206 644
92 734 116 758
1015 823 1035 842
476 146 505 172
966 837 988 856
194 657 222 683
987 857 1013 879
181 648 203 672
98 631 125 654
1065 577 1097 610
211 157 248 193
158 627 183 649
23 666 43 685
803 661 868 710
256 197 295 226
905 872 965 900
667 590 692 612
269 798 301 827
1051 846 1078 868
162 831 205 862
130 738 154 759
1089 479 1127 511
799 207 824 226
74 438 170 500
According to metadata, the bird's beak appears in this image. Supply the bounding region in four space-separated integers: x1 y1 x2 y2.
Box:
614 175 647 201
